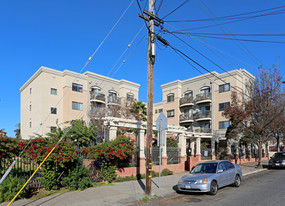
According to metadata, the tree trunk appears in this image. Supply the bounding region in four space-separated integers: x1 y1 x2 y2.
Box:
257 143 262 168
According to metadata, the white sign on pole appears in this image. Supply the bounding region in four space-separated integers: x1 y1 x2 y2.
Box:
156 112 167 146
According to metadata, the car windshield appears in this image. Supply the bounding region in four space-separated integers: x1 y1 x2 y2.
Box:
274 153 285 158
191 163 218 174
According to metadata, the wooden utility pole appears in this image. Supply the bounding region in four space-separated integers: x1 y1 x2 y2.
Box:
146 0 155 196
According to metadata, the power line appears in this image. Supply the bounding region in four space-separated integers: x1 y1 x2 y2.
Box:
198 0 264 67
172 32 285 37
164 5 285 22
170 32 285 44
162 0 192 19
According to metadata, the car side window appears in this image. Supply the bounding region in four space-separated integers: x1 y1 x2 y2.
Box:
225 161 235 170
218 162 226 171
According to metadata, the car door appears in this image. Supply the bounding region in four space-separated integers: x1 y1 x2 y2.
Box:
225 161 236 185
216 162 227 187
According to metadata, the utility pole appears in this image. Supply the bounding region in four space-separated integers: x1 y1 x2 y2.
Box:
138 0 164 196
146 0 155 196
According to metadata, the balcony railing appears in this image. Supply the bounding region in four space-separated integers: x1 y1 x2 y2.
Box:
179 97 194 106
196 93 212 102
90 93 106 102
196 127 211 133
195 110 211 120
108 96 121 105
179 113 194 122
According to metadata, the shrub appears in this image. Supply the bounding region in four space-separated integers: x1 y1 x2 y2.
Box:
0 176 31 203
115 175 137 182
161 168 173 176
99 161 117 183
63 164 92 190
38 169 60 191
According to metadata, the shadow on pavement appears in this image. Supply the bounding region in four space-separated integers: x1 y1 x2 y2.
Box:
137 179 145 191
22 193 65 206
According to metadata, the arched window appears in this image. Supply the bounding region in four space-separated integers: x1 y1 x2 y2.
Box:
184 90 193 98
127 93 134 101
167 93 174 102
200 86 210 94
91 86 101 95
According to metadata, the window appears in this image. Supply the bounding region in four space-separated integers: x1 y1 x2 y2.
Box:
72 101 83 111
225 161 235 170
30 88 32 94
72 83 83 92
51 88 57 95
219 121 230 129
219 83 230 93
184 91 193 98
200 87 210 94
167 93 174 102
127 93 134 101
51 107 57 114
158 109 163 113
167 110 175 118
29 105 32 111
50 126 57 132
219 102 230 111
91 87 101 95
155 110 157 114
29 121 32 128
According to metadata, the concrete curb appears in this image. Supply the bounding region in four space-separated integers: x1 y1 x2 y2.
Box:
242 169 267 176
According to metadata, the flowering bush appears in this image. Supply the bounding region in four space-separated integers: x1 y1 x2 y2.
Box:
86 136 137 163
84 136 138 182
0 137 22 162
20 138 78 190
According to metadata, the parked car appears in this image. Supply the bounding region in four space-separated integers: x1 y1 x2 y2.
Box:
268 152 285 169
177 160 242 195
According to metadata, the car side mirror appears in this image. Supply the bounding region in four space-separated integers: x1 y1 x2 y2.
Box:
218 169 223 173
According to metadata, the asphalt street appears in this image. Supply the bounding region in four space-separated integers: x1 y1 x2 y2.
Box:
137 169 285 206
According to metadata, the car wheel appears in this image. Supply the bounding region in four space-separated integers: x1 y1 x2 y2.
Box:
208 181 218 195
233 175 241 187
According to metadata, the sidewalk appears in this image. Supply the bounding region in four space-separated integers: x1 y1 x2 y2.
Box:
1 160 268 206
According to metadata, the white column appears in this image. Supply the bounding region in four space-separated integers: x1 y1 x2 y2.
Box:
109 126 117 141
178 133 186 157
211 137 216 156
138 129 145 158
161 130 167 157
190 140 195 156
196 137 201 155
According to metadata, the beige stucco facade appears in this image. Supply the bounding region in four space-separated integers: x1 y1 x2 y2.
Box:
20 66 140 139
153 69 254 140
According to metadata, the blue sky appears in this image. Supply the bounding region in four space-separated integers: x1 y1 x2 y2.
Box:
1 0 285 137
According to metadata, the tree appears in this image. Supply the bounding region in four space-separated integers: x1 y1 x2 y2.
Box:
14 123 21 139
46 119 64 140
131 100 147 121
65 119 96 147
223 66 285 167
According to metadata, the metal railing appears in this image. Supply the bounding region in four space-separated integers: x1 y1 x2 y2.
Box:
108 96 121 105
90 93 106 102
195 110 211 119
196 93 211 102
179 113 194 122
180 97 194 106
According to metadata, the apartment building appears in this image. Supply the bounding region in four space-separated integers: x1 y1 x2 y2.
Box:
154 69 254 155
20 66 140 139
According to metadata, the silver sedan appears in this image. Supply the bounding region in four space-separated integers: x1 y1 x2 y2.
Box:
177 160 242 195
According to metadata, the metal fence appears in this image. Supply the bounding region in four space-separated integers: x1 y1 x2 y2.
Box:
167 147 180 164
0 158 42 189
146 147 180 165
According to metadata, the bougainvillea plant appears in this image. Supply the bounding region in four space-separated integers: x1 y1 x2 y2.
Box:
85 136 137 163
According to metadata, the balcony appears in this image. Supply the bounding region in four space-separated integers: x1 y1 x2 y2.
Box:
179 113 194 123
195 127 212 134
180 97 194 107
195 110 211 121
90 93 105 104
107 96 121 106
196 93 212 104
